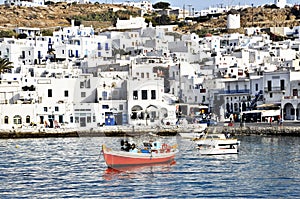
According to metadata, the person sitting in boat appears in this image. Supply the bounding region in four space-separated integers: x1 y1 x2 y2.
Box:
226 133 231 138
129 143 138 153
120 139 125 151
123 140 131 152
151 141 161 152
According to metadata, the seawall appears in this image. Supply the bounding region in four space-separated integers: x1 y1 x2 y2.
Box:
222 126 300 136
0 125 300 139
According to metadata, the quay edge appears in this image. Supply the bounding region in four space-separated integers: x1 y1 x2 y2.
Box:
220 126 300 137
1 125 300 139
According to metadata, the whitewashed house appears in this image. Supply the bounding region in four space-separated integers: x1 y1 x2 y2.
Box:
221 77 251 120
127 57 177 126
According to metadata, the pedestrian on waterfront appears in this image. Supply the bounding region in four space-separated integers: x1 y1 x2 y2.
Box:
269 117 273 126
278 115 283 126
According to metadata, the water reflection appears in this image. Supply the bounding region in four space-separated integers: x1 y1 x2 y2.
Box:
103 161 176 181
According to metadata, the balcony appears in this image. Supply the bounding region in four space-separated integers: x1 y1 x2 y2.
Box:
222 89 250 94
264 87 285 93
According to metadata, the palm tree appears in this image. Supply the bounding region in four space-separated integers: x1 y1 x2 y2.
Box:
0 58 14 80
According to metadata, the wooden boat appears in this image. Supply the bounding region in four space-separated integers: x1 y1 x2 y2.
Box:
195 133 240 155
102 143 178 168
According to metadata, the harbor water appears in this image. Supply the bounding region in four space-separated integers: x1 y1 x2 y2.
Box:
0 135 299 198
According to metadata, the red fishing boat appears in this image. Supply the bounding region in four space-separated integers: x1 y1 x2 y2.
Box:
102 142 178 168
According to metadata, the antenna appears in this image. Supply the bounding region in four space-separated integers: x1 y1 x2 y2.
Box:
188 4 192 16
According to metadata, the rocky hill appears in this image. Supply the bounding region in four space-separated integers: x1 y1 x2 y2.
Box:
0 3 139 31
1 3 300 35
191 5 300 34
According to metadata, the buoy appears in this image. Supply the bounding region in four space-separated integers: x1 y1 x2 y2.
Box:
15 145 19 148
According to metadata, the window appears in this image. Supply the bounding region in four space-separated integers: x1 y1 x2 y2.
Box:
70 116 74 123
44 107 48 112
105 43 109 50
141 73 144 78
293 89 298 96
81 92 86 97
80 81 84 88
270 93 273 98
55 106 59 111
64 90 69 97
267 81 272 91
102 105 109 109
87 115 91 123
280 80 285 90
86 80 91 88
151 90 156 99
13 115 22 124
26 115 30 123
255 83 258 91
102 91 107 100
133 90 138 100
4 116 8 124
142 90 147 100
59 115 63 123
48 89 52 97
119 104 123 111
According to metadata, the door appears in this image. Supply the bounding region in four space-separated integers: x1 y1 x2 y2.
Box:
80 117 86 127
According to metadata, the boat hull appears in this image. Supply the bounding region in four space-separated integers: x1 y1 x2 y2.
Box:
102 145 177 168
198 148 238 155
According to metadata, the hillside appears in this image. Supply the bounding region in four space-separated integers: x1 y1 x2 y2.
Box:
0 3 140 31
191 5 300 34
1 3 300 35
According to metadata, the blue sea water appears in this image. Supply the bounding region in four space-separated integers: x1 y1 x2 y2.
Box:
0 135 299 198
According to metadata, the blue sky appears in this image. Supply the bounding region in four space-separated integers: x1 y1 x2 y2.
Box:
1 0 299 11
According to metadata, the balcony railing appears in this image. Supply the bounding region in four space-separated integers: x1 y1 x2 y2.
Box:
264 87 285 93
221 89 250 94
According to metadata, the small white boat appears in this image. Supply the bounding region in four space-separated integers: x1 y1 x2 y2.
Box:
179 131 205 139
179 124 207 139
195 133 240 155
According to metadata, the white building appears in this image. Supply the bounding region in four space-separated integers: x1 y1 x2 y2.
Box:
227 9 240 30
127 56 177 126
122 0 152 15
115 16 148 30
275 0 287 8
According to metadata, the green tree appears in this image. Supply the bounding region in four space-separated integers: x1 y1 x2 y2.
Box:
0 58 14 79
153 2 170 9
0 30 16 38
154 14 171 25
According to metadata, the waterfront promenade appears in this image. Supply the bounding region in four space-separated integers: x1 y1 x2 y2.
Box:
0 122 300 138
